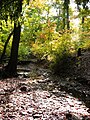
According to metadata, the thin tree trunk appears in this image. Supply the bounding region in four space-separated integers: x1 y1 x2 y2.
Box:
82 3 86 24
0 29 14 63
56 9 61 31
5 23 21 76
63 0 66 29
63 0 70 30
66 0 70 29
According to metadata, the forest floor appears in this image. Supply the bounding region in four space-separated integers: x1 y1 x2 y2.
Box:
0 51 90 120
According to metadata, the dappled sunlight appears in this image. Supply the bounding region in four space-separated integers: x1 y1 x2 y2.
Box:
7 89 89 120
0 61 90 119
0 0 90 119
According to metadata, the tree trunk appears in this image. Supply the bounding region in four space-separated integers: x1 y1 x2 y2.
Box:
63 0 66 29
63 0 70 30
56 9 61 31
0 29 14 63
82 2 86 24
5 23 21 76
66 0 70 29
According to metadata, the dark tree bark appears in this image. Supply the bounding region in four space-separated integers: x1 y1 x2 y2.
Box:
75 0 89 24
63 0 70 29
66 0 70 29
82 2 87 24
77 48 81 57
5 23 21 76
0 29 14 63
63 0 66 29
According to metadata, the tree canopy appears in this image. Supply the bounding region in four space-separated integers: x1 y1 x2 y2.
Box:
0 0 23 22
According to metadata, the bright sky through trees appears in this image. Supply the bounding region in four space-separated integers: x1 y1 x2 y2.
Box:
46 0 80 27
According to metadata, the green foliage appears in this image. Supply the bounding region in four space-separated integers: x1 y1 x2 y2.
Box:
18 43 31 60
0 20 13 57
32 29 76 75
20 0 90 71
82 39 90 50
1 0 90 77
77 17 90 50
0 41 4 55
0 0 23 22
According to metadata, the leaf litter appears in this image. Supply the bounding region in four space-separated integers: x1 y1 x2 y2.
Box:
0 59 90 120
0 78 90 120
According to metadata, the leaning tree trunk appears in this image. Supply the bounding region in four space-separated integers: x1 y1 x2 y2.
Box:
0 29 14 63
5 23 21 76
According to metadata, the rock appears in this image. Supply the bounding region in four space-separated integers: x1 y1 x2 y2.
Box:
20 86 27 92
66 112 72 120
20 111 27 115
0 89 5 95
33 113 42 119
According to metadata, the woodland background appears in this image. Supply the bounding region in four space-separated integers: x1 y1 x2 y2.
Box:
0 0 90 76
